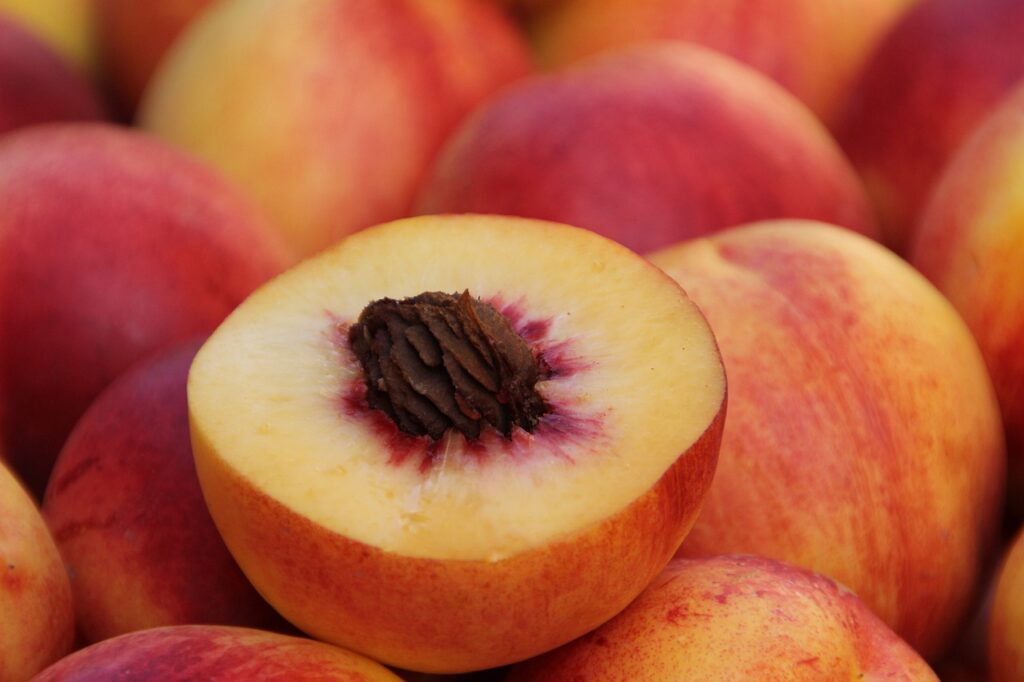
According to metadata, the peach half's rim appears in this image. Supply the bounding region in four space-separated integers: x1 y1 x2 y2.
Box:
187 214 726 672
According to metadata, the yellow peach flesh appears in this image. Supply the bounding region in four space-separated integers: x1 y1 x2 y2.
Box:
189 215 724 561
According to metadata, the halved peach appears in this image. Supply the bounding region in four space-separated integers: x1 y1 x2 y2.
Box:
188 214 726 673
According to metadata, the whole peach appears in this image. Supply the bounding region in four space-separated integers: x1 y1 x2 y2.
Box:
43 340 287 643
418 43 877 254
139 0 532 257
0 461 74 681
31 625 403 681
835 0 1024 252
649 220 1005 659
529 0 919 127
508 555 937 681
909 84 1024 519
0 123 291 496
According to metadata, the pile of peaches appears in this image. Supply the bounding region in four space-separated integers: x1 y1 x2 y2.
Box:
2 0 1023 680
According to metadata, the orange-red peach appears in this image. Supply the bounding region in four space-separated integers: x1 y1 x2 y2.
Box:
139 0 532 257
909 84 1024 519
0 461 74 681
42 341 286 644
835 0 1024 252
416 43 877 254
0 123 291 496
528 0 919 127
31 625 403 681
0 15 103 136
508 555 938 681
649 221 1005 659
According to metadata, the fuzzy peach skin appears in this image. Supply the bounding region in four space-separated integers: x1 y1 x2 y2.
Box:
139 0 531 258
0 123 292 497
416 43 877 255
0 461 74 682
0 15 103 136
835 0 1024 253
528 0 919 127
649 221 1005 660
990 528 1024 682
908 84 1024 520
187 214 727 673
42 341 287 644
0 0 96 74
507 555 938 681
31 625 403 681
96 0 214 113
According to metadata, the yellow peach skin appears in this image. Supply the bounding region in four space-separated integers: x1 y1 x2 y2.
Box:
139 0 531 258
0 462 74 682
529 0 919 127
909 84 1024 519
650 221 1005 660
990 528 1024 682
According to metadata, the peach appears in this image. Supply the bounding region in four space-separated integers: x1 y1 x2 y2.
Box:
0 461 74 681
139 0 532 258
648 221 1005 659
835 0 1024 252
508 555 938 681
528 0 920 127
31 625 403 681
908 84 1024 519
188 214 727 672
0 0 96 75
0 15 103 136
95 0 214 114
0 123 291 497
990 527 1024 682
42 340 287 644
416 43 877 255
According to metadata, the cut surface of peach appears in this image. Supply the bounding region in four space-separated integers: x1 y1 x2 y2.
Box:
188 214 726 671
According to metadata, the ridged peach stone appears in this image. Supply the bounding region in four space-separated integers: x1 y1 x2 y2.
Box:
188 215 726 672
